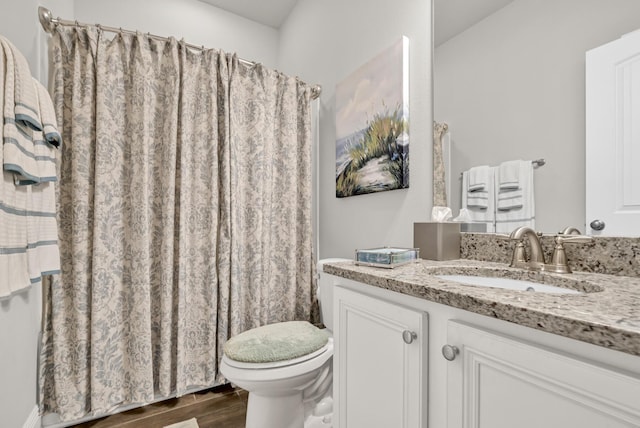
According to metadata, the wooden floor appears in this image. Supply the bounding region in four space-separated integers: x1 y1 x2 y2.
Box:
70 385 248 428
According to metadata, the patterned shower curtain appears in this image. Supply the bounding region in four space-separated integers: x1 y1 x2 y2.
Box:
39 26 316 422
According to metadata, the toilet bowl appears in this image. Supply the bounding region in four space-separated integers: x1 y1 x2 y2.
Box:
220 259 345 428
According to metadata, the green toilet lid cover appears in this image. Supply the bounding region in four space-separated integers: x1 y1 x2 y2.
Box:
223 320 329 363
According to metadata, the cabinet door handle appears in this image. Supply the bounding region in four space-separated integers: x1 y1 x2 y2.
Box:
442 344 459 361
402 330 417 344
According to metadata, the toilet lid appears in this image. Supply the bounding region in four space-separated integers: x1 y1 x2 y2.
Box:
223 321 329 364
223 342 331 369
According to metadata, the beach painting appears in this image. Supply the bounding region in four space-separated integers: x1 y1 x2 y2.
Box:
335 36 409 198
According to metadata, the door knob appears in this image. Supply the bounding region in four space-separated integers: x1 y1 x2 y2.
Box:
590 219 605 231
402 330 417 344
442 344 459 361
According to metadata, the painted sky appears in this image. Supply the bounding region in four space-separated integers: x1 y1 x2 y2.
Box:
336 37 408 140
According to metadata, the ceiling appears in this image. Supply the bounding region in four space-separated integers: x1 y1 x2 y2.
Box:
434 0 515 46
198 0 515 43
198 0 300 28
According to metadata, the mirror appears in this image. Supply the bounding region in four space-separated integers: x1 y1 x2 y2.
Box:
433 0 640 233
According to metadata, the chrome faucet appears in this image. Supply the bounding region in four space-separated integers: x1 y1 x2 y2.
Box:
508 226 545 270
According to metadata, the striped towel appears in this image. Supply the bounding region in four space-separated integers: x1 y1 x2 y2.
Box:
26 182 60 285
467 165 490 192
0 36 61 298
1 36 41 184
0 170 30 298
36 79 61 148
11 41 41 132
498 160 521 190
462 168 496 233
30 80 58 182
495 161 535 233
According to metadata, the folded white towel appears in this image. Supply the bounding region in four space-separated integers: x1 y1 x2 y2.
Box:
468 165 490 192
0 170 30 298
30 81 58 183
0 47 30 296
1 41 27 297
0 37 61 298
10 41 41 132
498 160 521 190
1 37 40 184
497 189 523 211
462 168 496 232
26 182 60 284
467 190 489 209
34 79 61 148
495 161 535 233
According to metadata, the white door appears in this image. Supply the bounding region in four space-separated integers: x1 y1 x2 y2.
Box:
446 321 640 428
333 286 428 428
586 30 640 236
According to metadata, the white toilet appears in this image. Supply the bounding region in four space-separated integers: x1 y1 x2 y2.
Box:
220 259 343 428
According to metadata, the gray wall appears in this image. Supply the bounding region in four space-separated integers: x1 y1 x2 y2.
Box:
435 0 640 233
279 0 433 259
74 0 280 68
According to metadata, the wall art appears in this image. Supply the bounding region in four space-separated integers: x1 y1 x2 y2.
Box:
335 36 409 198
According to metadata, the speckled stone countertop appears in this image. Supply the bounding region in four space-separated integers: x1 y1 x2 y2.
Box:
461 233 640 277
323 259 640 357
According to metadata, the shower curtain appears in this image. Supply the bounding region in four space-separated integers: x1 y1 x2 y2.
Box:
39 26 316 422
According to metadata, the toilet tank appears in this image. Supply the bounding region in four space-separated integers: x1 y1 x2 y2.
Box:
317 258 350 333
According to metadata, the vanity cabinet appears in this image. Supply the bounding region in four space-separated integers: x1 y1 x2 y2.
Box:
333 285 428 428
446 321 640 428
328 273 640 428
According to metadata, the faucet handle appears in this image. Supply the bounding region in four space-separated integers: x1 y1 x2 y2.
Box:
544 235 594 274
499 233 528 268
555 235 593 245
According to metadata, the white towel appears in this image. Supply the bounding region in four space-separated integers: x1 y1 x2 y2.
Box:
495 161 535 234
26 181 60 284
0 37 61 298
468 165 490 192
35 78 61 148
0 170 30 298
497 189 523 211
466 190 489 209
498 160 521 190
0 37 30 298
30 81 58 183
11 42 41 132
1 36 40 184
462 168 496 232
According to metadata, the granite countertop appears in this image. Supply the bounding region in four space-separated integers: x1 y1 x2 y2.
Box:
323 259 640 357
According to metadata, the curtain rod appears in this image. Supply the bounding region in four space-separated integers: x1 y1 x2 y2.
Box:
37 6 322 100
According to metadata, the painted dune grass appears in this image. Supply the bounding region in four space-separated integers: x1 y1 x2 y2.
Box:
336 105 408 198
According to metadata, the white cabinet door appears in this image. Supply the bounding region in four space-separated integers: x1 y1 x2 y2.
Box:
446 321 640 428
334 286 428 428
586 30 640 236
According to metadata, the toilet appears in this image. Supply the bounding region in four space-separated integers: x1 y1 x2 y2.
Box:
220 259 344 428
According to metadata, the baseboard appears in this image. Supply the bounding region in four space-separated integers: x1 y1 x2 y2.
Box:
23 405 41 428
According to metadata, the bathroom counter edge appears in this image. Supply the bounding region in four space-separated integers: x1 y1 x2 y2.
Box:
322 259 640 357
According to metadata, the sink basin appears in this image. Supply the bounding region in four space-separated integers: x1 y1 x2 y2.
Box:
436 275 582 294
